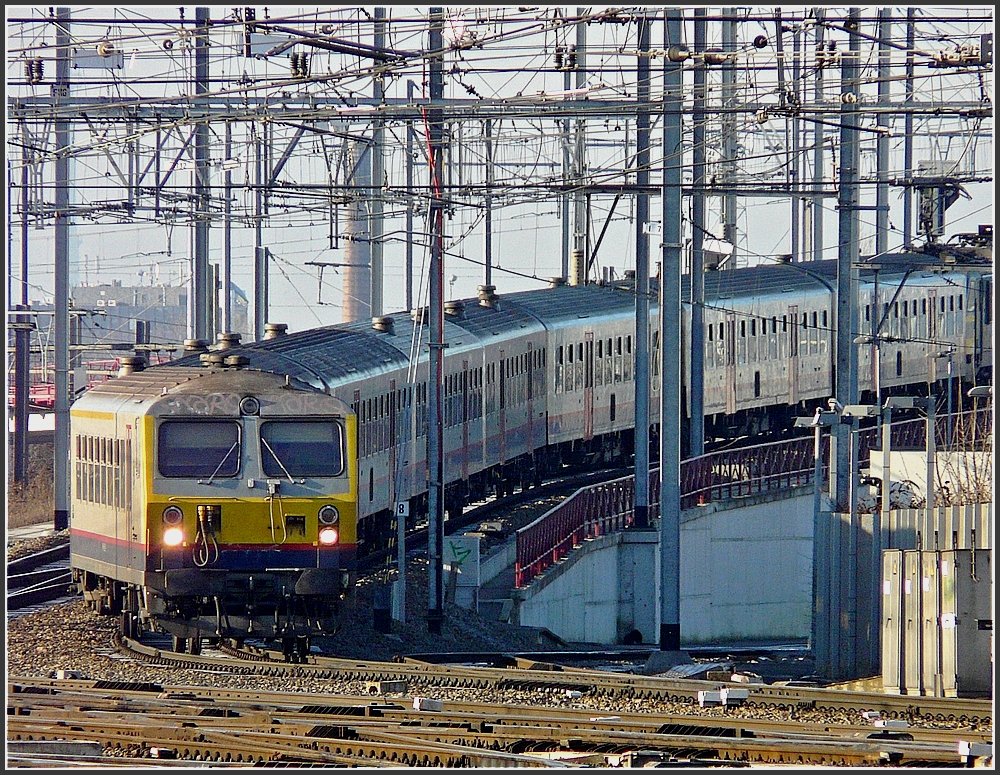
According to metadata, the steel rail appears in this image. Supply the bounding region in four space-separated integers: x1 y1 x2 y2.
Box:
11 679 988 747
8 680 984 767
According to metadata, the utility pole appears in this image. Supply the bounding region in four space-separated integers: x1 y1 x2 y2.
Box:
370 7 386 316
222 121 233 333
720 8 738 268
484 118 494 288
405 79 416 311
53 6 71 531
658 9 684 655
193 6 211 340
253 121 267 339
689 9 707 457
875 8 891 258
633 12 651 529
810 9 826 262
902 9 916 248
13 151 32 484
790 19 802 262
832 8 862 512
570 10 588 283
426 7 445 635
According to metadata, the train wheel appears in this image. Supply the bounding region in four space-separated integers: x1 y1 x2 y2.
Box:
171 635 187 654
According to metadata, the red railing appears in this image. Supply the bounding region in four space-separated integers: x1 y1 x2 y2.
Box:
515 435 825 589
514 407 994 588
514 476 636 587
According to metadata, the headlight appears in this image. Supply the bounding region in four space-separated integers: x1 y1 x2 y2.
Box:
318 505 339 525
163 527 185 547
162 505 183 525
318 527 339 546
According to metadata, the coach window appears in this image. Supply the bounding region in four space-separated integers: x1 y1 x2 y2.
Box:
555 345 564 393
614 336 623 383
566 344 574 392
624 336 632 381
159 420 240 478
652 330 660 378
261 420 345 478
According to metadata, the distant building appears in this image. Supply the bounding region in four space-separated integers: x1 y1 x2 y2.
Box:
10 282 251 396
69 280 250 350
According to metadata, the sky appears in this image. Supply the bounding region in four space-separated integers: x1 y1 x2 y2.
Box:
5 5 994 342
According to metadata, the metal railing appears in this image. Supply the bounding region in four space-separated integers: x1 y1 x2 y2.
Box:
515 435 824 588
515 408 993 589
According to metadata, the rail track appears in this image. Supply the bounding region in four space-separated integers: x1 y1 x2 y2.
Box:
7 675 992 767
6 542 73 612
112 633 991 729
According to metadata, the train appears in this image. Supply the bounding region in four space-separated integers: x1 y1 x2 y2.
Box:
69 367 356 661
69 253 992 658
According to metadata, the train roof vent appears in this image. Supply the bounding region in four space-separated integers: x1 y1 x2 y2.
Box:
117 355 147 376
183 338 210 353
200 352 226 367
411 306 429 324
224 355 249 369
548 276 566 289
478 284 499 308
372 315 395 334
264 322 288 339
444 301 465 318
216 332 242 350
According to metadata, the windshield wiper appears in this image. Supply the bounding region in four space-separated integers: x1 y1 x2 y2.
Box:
260 437 295 483
204 440 239 485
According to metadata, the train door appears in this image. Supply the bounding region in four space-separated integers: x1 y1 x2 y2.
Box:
927 290 938 384
583 332 594 441
498 349 506 464
975 275 991 372
526 345 534 451
123 419 143 574
787 304 799 404
460 360 469 481
388 379 397 509
725 313 737 414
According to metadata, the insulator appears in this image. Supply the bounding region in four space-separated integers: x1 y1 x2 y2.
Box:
299 52 309 76
33 59 43 81
566 44 577 69
290 52 300 75
554 45 564 69
24 60 33 81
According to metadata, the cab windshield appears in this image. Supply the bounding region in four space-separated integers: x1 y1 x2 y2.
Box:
260 420 345 478
158 420 241 478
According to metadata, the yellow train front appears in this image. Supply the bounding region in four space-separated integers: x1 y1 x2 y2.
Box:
69 362 357 660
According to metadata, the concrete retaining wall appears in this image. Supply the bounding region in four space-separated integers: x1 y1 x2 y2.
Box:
514 488 814 646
